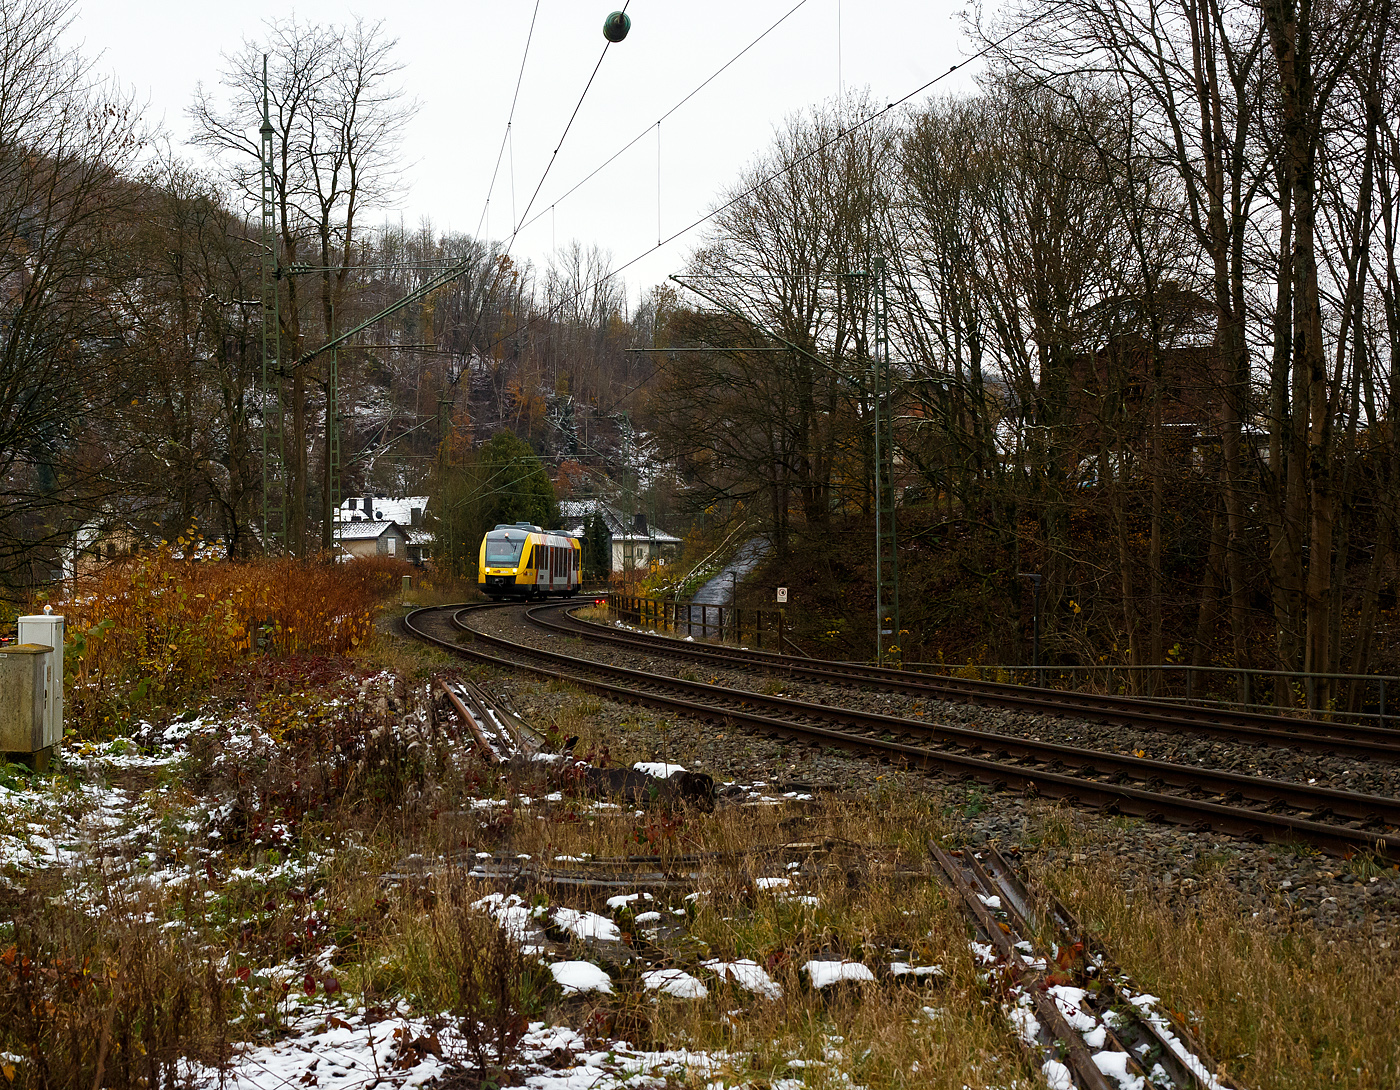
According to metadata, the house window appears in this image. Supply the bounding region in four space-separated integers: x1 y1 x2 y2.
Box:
387 537 397 556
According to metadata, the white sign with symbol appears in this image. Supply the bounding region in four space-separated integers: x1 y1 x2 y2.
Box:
776 587 788 603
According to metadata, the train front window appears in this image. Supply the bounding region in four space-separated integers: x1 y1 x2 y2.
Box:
485 537 524 565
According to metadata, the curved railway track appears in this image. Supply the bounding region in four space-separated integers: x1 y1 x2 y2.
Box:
402 601 1400 860
544 605 1400 761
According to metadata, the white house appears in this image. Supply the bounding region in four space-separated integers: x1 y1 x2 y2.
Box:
558 500 682 572
335 494 431 565
337 494 427 527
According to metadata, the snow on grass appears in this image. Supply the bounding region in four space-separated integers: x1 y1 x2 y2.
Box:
702 958 782 999
889 962 944 980
552 907 621 942
472 893 546 944
642 968 708 999
802 961 876 988
605 891 652 909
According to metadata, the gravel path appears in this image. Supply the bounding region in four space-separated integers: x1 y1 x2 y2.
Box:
414 604 1400 937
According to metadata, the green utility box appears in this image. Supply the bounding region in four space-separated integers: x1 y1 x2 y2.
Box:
0 644 53 770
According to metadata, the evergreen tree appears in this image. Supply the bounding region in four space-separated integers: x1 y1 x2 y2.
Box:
583 512 611 582
432 432 558 578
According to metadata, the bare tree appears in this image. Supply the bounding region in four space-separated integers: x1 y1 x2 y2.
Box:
0 0 148 588
191 17 415 555
679 95 899 545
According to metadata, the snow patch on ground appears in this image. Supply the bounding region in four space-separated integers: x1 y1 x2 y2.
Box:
642 968 708 999
803 961 875 988
632 761 686 778
550 961 613 995
703 958 782 999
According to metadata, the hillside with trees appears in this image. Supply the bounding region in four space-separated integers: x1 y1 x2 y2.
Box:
3 0 1400 713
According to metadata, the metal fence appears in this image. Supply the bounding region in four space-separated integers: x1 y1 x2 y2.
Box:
607 593 786 651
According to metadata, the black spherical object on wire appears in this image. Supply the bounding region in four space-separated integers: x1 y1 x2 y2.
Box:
603 11 631 42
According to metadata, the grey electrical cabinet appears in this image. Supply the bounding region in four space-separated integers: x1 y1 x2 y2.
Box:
18 614 63 752
0 644 51 769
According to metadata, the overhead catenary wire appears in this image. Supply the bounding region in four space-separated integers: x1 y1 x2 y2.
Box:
514 0 814 239
506 1 632 250
474 0 541 244
469 0 1070 397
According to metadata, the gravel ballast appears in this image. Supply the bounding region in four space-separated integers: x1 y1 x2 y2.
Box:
407 604 1400 938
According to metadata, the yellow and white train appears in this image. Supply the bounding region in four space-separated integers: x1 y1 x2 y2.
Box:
478 522 581 598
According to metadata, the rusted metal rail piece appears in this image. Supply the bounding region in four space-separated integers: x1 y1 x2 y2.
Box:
978 847 1239 1090
933 843 1238 1090
436 681 501 763
436 679 538 764
932 842 1115 1090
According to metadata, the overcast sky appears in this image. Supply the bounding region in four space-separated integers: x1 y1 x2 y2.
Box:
66 1 985 305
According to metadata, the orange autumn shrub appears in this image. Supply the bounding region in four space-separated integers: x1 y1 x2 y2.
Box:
43 549 408 735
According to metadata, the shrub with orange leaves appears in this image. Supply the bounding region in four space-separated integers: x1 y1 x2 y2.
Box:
43 549 409 735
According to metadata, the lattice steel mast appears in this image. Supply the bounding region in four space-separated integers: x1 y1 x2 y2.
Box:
872 256 900 667
259 56 286 553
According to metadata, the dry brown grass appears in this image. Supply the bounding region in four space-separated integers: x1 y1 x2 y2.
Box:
0 866 231 1089
349 788 1037 1089
1032 849 1400 1089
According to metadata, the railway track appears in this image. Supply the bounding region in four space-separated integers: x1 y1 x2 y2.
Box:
402 601 1400 860
541 604 1400 762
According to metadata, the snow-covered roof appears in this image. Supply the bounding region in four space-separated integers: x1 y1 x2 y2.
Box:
559 500 681 543
615 529 683 544
337 495 428 523
337 520 406 542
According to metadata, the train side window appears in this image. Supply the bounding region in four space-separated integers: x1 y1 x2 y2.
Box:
524 547 533 568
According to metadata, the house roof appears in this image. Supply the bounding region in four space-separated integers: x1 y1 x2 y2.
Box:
613 529 683 545
337 520 406 542
558 500 681 543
